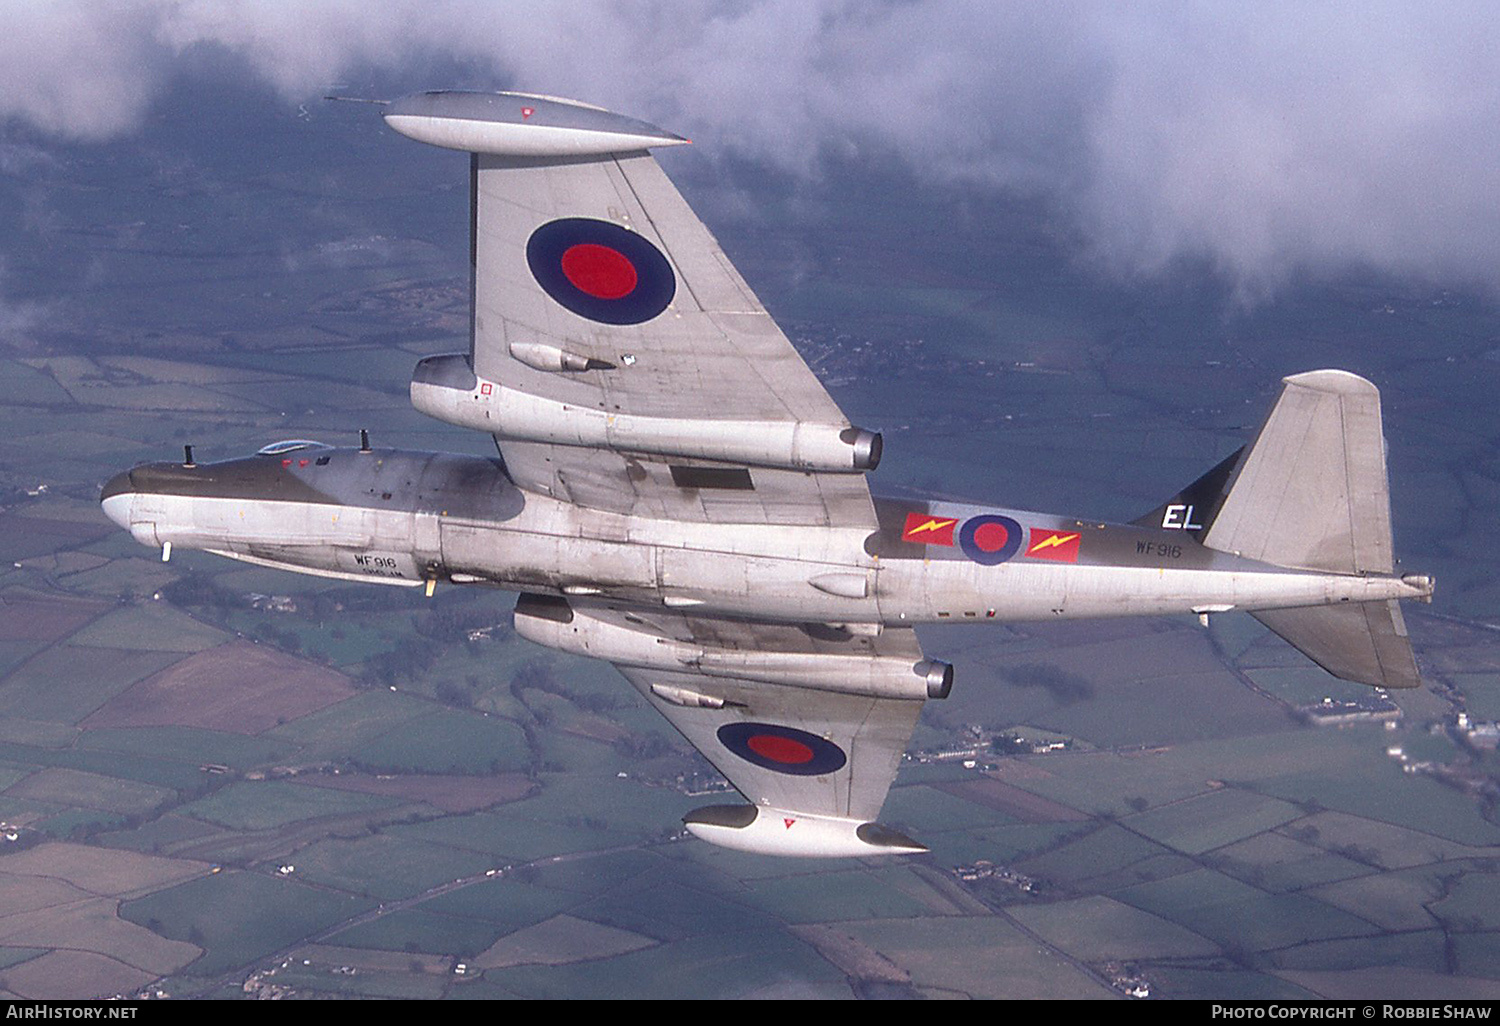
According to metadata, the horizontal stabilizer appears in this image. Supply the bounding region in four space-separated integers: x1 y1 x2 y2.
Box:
1205 370 1393 574
1253 600 1421 689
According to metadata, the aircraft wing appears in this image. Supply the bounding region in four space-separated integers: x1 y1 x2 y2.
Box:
389 93 919 855
389 92 879 529
513 596 941 857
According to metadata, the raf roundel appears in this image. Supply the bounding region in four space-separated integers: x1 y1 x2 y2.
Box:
959 514 1024 566
527 217 676 325
717 723 848 777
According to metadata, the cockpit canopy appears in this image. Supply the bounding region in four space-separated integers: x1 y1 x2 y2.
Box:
256 439 334 456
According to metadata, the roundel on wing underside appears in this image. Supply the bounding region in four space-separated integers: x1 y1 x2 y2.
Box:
526 217 675 325
717 722 847 776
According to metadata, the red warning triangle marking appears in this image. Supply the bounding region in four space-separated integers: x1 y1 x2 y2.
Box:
783 818 796 829
520 106 534 119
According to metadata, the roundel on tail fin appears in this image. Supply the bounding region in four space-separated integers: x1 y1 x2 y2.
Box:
527 218 675 325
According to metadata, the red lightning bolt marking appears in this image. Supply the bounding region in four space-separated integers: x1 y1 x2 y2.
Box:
1030 532 1079 553
909 517 957 535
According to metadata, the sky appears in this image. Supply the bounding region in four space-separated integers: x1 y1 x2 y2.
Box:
1 1 1498 298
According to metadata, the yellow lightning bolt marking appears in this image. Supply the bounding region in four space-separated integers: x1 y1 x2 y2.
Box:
1030 532 1080 552
908 517 957 535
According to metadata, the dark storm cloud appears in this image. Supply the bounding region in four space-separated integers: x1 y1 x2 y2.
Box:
2 1 1497 294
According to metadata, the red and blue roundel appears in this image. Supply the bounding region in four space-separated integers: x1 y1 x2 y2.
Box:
718 723 847 776
526 217 676 325
959 514 1024 565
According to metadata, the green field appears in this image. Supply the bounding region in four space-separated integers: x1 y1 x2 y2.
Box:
178 780 404 831
265 690 448 755
839 915 1114 999
0 740 211 790
1016 823 1176 886
1243 667 1355 706
349 709 529 774
288 833 495 901
7 767 174 815
94 813 225 856
1271 930 1448 973
77 727 299 769
1451 674 1500 720
254 964 450 999
1122 787 1305 855
66 605 230 653
1145 966 1319 1000
417 879 584 933
0 720 81 749
480 929 848 1000
513 848 665 896
1430 871 1500 931
879 784 1023 832
917 821 1093 866
0 647 183 724
1452 933 1500 981
1111 868 1381 951
568 875 785 943
974 752 1214 820
1307 866 1447 932
1210 831 1375 893
327 909 504 958
1008 895 1218 960
120 870 373 976
737 866 956 924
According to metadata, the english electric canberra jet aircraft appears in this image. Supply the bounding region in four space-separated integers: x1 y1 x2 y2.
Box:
100 92 1434 857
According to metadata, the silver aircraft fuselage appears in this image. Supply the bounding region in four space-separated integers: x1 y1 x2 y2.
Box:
100 444 1429 626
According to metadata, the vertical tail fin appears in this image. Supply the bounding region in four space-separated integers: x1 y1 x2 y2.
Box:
1202 370 1424 689
1204 369 1394 575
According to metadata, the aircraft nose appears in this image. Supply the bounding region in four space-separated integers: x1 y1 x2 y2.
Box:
100 469 134 530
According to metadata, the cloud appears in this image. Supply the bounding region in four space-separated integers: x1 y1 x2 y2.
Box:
0 257 53 349
2 1 1498 295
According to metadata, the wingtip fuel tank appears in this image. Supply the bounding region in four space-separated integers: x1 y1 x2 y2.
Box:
683 805 928 858
383 90 689 157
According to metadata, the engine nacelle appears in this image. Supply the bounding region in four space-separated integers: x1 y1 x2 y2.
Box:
514 594 948 700
411 354 880 473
